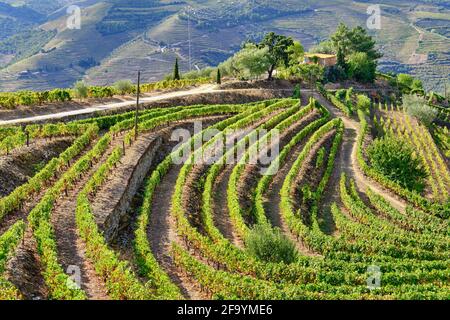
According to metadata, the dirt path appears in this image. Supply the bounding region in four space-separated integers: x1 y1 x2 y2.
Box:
0 85 217 126
0 137 73 197
310 92 407 213
0 138 75 235
213 167 244 248
148 164 207 300
208 112 288 248
49 134 127 300
408 23 428 65
2 137 100 299
5 226 48 300
264 137 319 256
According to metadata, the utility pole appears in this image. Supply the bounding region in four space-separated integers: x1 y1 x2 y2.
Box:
135 70 141 141
445 82 448 101
187 6 192 72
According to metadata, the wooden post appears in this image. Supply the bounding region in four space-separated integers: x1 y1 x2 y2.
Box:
122 140 126 155
26 131 30 147
134 70 141 142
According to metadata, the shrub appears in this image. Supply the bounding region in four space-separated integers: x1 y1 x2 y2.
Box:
402 94 438 127
89 86 115 99
48 89 71 102
367 135 428 192
345 87 353 103
335 89 346 100
113 80 135 95
397 74 414 93
73 81 89 100
246 224 298 264
356 94 371 112
17 91 38 106
324 65 347 82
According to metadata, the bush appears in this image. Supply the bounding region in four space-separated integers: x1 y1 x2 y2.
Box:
397 74 414 93
403 94 438 127
17 91 38 106
367 135 428 192
48 89 71 102
89 86 115 99
356 94 371 112
114 80 135 95
246 224 298 264
411 79 424 95
73 81 89 100
335 89 346 100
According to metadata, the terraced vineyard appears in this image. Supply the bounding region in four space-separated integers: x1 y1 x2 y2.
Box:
0 94 449 300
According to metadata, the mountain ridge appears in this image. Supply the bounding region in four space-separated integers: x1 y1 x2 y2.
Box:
0 0 448 92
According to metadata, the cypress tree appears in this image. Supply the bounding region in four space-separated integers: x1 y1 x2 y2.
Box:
173 58 180 80
216 69 221 84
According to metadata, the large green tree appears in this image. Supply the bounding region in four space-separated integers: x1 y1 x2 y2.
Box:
349 26 382 61
331 23 353 57
331 23 382 61
328 23 382 83
287 40 305 66
258 32 294 80
220 43 271 80
347 52 376 83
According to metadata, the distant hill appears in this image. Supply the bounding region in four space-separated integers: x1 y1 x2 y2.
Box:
0 0 448 93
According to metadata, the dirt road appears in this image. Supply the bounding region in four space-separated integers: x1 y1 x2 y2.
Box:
309 92 408 213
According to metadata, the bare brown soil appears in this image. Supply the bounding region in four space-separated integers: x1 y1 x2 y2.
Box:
148 163 208 300
49 133 124 300
5 227 48 300
293 130 336 229
0 137 73 197
104 118 225 279
212 167 244 248
1 136 101 300
237 111 321 223
309 92 407 215
264 138 319 257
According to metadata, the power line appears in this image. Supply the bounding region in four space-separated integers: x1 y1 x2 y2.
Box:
187 6 192 72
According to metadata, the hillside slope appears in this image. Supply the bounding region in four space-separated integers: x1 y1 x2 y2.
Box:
0 0 448 92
